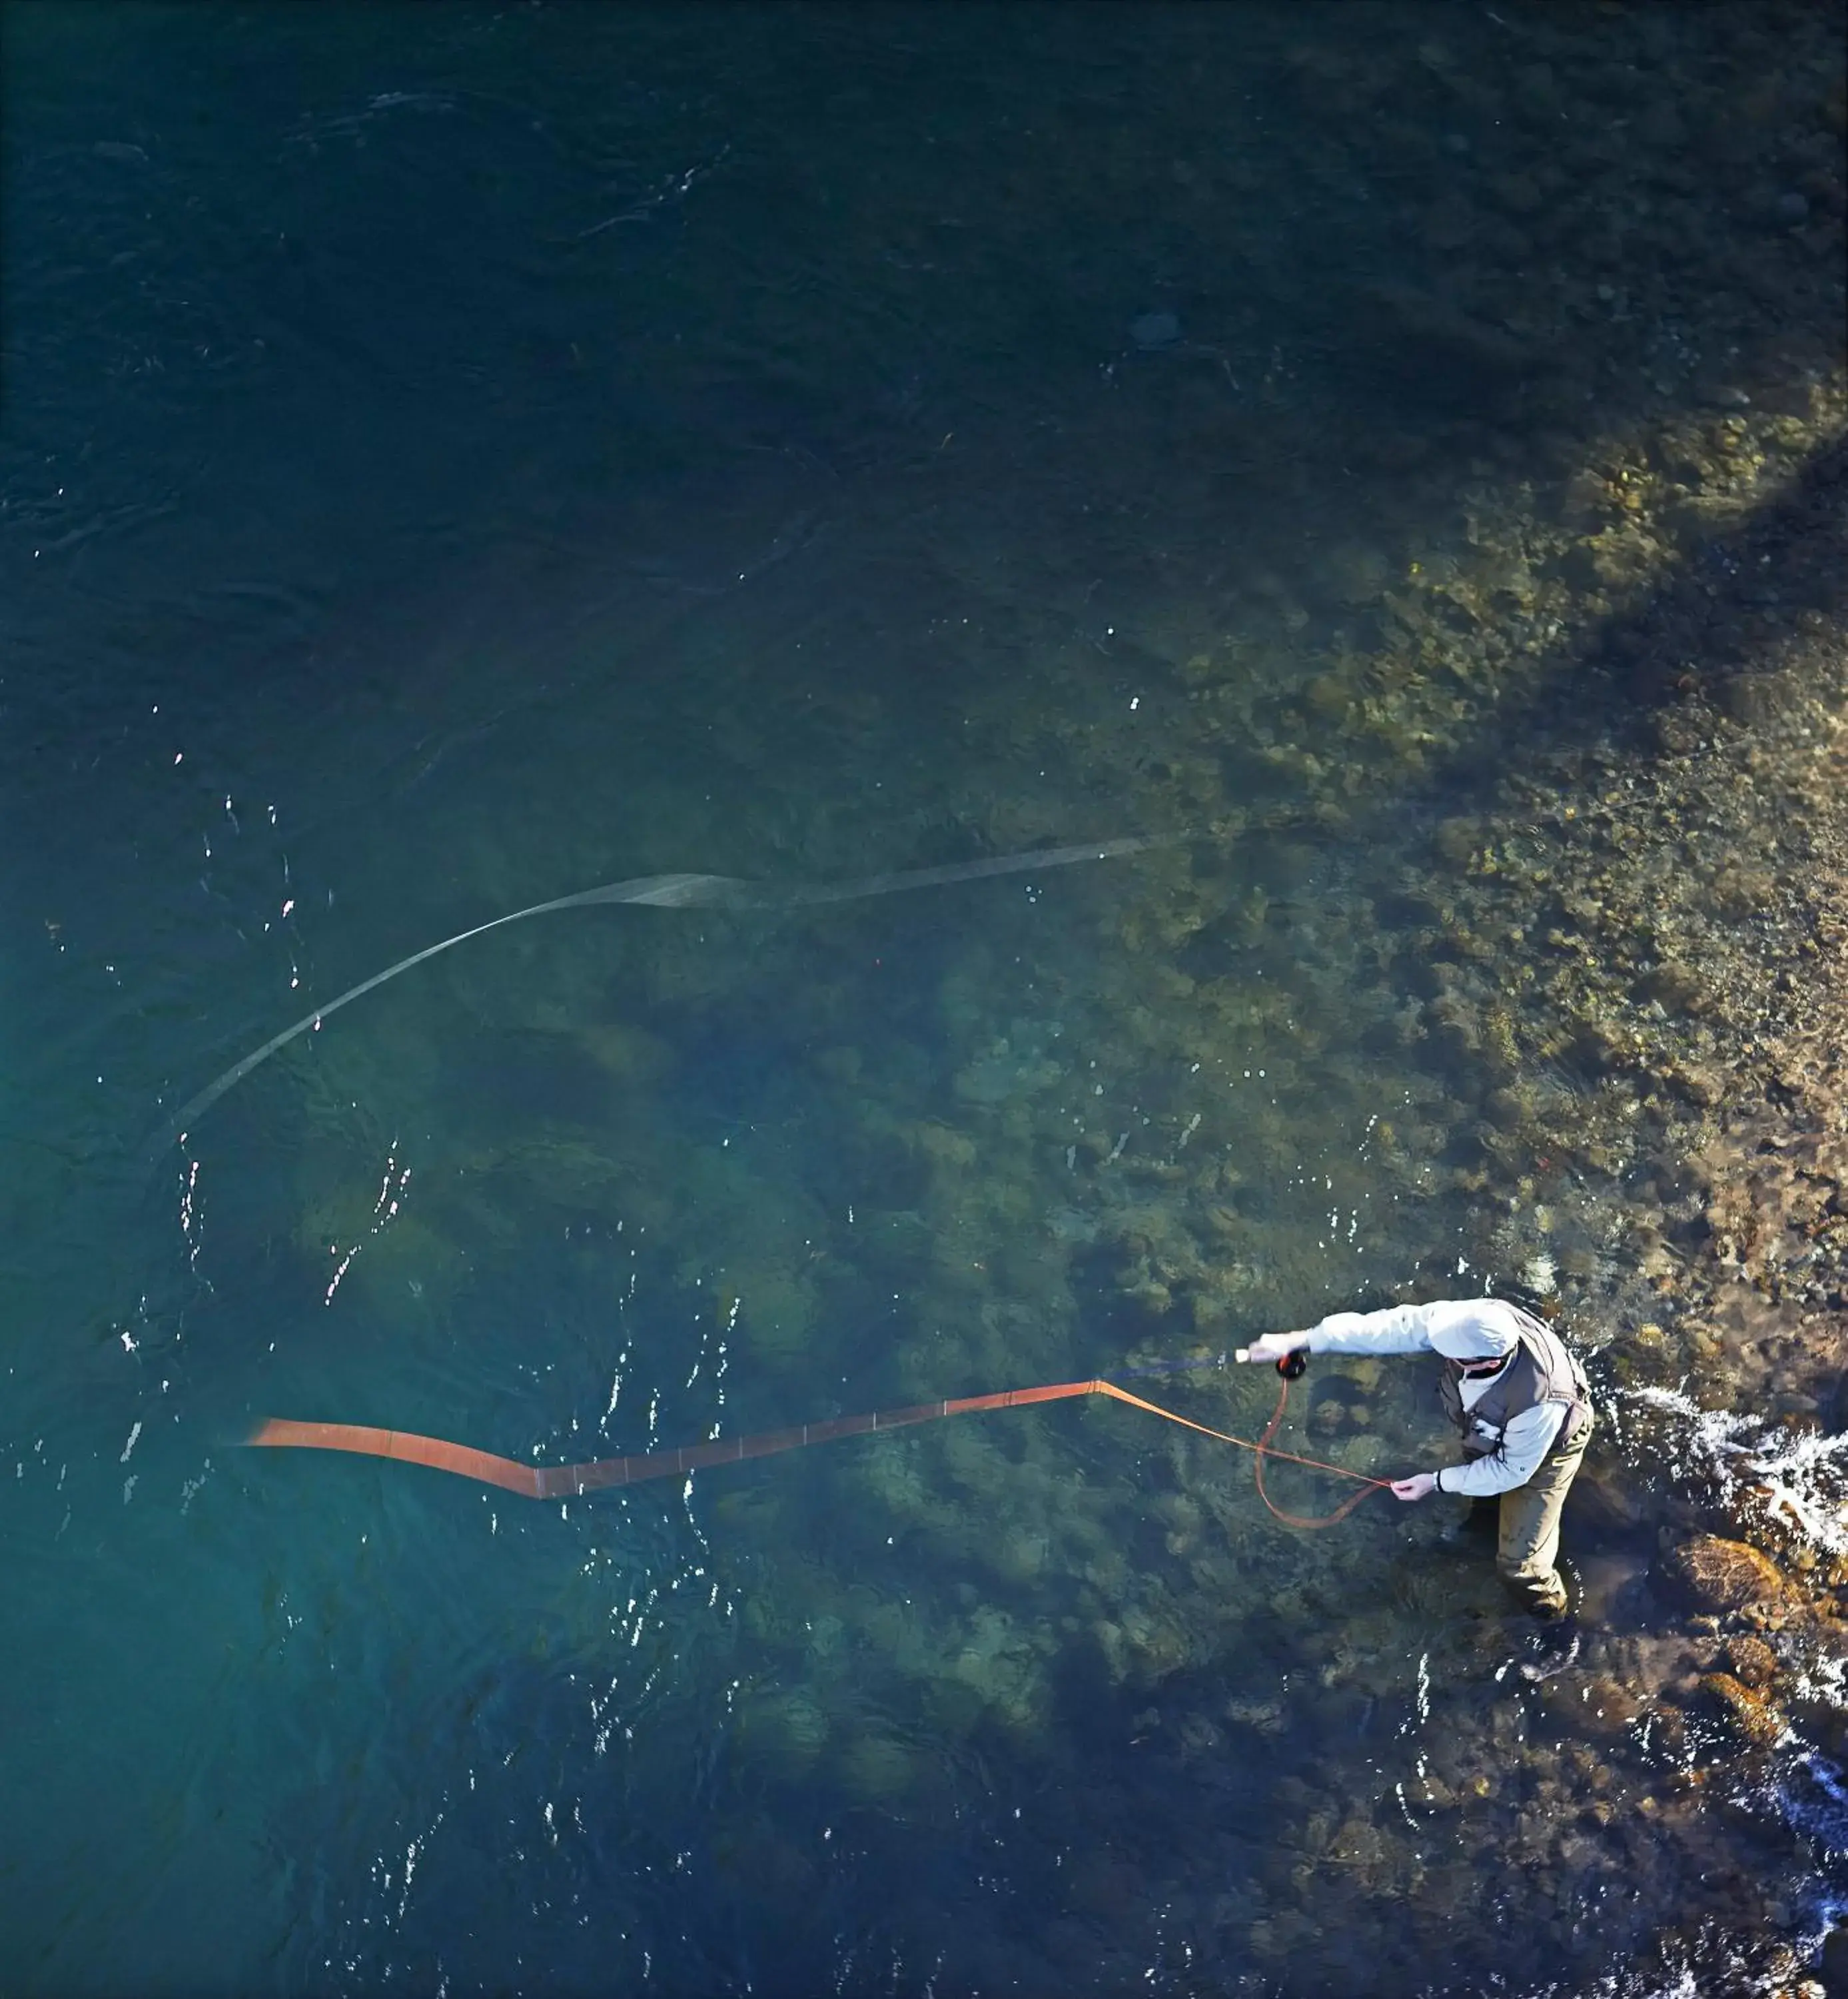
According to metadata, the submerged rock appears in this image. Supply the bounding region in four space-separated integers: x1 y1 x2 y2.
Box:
1723 1633 1780 1686
1534 1671 1642 1741
1129 310 1182 350
1659 1533 1792 1615
839 1726 919 1801
735 1686 831 1775
1698 1670 1787 1745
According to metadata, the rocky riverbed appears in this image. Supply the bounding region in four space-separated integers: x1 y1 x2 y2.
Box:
32 3 1842 1990
1107 406 1848 1992
260 126 1848 1999
605 391 1848 1992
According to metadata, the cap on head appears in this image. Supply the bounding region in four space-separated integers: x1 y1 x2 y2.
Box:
1428 1317 1518 1363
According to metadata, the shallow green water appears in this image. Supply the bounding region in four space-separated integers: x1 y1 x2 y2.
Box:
3 3 1844 1992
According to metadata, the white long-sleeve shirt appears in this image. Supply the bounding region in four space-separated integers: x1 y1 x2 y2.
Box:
1303 1299 1568 1497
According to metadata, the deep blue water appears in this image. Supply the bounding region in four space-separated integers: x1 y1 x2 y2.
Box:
4 4 1845 1994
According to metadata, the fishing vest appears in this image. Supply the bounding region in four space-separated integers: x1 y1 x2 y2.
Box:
1436 1311 1593 1465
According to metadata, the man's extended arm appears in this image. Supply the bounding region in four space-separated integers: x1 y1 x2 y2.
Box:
1301 1302 1440 1355
1242 1301 1442 1364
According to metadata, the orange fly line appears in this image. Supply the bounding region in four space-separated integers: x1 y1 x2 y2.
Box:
246 1371 1391 1529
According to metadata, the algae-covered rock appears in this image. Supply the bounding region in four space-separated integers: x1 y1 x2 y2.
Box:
986 1527 1052 1581
729 1268 816 1365
733 1686 831 1776
1325 1810 1392 1884
1659 1534 1791 1614
839 1725 919 1801
952 1033 1064 1106
1722 1633 1779 1688
912 1120 977 1171
1332 1432 1391 1478
1698 1670 1787 1745
1637 961 1706 1017
1536 1672 1641 1741
297 1204 474 1313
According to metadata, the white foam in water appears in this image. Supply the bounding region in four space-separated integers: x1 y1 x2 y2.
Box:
1625 1384 1848 1555
1777 1750 1848 1966
1619 1384 1848 1976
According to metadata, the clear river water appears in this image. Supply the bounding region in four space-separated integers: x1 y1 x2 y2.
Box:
3 5 1845 1995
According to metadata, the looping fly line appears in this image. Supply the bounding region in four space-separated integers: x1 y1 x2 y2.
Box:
191 824 1385 1527
158 832 1182 1150
246 1369 1391 1531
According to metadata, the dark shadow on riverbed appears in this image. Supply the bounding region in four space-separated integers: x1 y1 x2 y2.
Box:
1432 424 1848 799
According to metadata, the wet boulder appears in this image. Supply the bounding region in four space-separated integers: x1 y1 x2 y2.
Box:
1697 1670 1787 1746
1657 1533 1791 1615
1534 1672 1643 1742
1722 1633 1779 1688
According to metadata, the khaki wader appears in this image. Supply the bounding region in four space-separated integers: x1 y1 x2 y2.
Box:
1492 1413 1592 1617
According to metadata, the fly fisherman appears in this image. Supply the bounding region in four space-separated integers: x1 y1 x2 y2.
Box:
1240 1296 1594 1675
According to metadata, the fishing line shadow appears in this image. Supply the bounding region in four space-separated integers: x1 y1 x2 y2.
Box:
145 833 1194 1165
